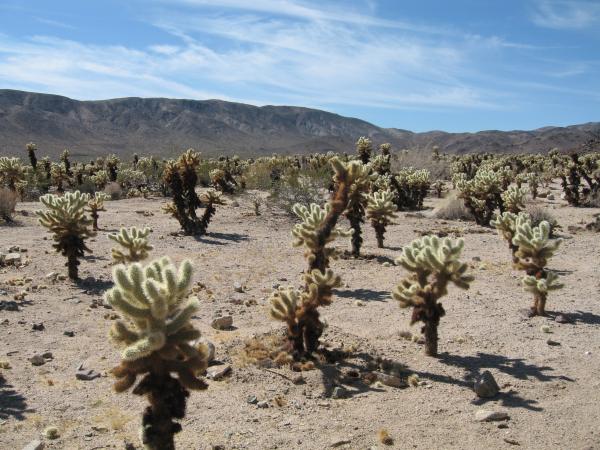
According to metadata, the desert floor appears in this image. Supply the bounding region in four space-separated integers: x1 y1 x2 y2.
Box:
1 186 599 450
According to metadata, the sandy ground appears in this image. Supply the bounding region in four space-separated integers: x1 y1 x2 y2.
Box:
1 185 599 450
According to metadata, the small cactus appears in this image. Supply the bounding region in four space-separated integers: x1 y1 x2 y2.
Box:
87 192 110 231
108 227 153 263
36 191 95 280
356 136 373 164
392 236 473 356
364 190 398 248
107 257 209 450
501 186 526 214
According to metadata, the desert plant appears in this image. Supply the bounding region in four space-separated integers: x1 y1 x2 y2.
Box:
210 168 236 194
106 154 120 182
392 168 430 210
512 219 563 316
501 185 526 214
0 188 17 223
365 190 398 248
50 163 68 193
106 257 210 450
490 211 530 259
108 226 153 263
356 136 373 164
36 191 95 280
456 169 504 226
26 142 37 171
344 161 372 256
91 170 110 190
433 180 444 198
87 192 110 231
60 149 72 176
392 236 473 356
526 172 540 199
0 157 25 191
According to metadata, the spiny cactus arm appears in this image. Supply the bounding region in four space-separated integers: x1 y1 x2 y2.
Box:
269 287 300 322
522 271 563 294
391 278 422 308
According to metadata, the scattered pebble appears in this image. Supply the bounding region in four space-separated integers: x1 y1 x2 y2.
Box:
375 372 407 389
211 315 233 330
233 282 244 293
475 409 509 422
540 325 551 333
246 395 258 404
256 400 269 409
206 365 232 380
554 314 571 324
21 440 44 450
332 386 347 399
32 322 45 331
29 354 46 366
546 339 560 346
474 370 500 398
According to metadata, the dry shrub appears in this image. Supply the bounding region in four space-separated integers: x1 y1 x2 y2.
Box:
433 193 473 221
236 333 292 368
391 150 451 180
104 182 123 200
525 203 558 233
0 188 17 223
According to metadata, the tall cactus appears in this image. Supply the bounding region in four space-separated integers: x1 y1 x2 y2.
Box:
344 161 372 256
392 236 473 356
356 136 373 165
36 191 95 280
87 192 110 231
364 190 398 248
490 211 529 259
108 227 153 263
512 220 563 316
107 257 209 450
501 185 526 214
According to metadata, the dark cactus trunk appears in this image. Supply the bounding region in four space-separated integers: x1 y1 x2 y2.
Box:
373 222 385 248
423 319 439 357
67 254 79 280
91 210 99 231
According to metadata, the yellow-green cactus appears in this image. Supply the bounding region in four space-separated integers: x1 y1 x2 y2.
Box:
356 136 373 164
501 185 527 214
91 170 109 190
456 168 503 225
108 227 153 263
392 236 473 356
0 157 25 191
107 257 209 450
36 191 95 280
365 190 398 248
490 211 530 257
87 192 110 230
512 220 563 316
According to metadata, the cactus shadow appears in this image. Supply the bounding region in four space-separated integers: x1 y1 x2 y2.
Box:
0 376 32 420
194 232 250 245
552 310 600 325
334 288 390 302
75 276 113 293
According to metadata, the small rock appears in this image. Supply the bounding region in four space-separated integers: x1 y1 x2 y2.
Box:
375 372 408 389
45 272 58 280
63 331 75 337
233 282 244 293
7 245 19 252
32 322 45 331
473 370 500 398
540 325 551 333
331 437 351 447
42 426 60 440
76 368 101 381
381 262 391 267
246 395 258 404
475 409 509 422
5 253 21 266
292 375 305 385
547 194 555 200
332 386 348 399
206 365 231 380
354 300 365 307
201 340 216 362
256 400 269 409
211 315 233 330
230 200 240 207
546 339 560 346
42 352 53 359
554 314 571 324
21 440 44 450
29 354 46 366
272 283 280 289
0 300 19 311
503 438 520 445
472 256 481 262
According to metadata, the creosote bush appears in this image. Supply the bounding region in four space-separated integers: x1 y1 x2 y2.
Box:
108 226 153 263
107 257 210 450
392 236 473 356
36 191 95 280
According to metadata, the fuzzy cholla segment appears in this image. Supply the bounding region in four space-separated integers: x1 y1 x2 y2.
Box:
106 257 200 361
501 185 527 213
108 226 153 263
490 211 530 242
512 220 561 268
523 271 563 294
393 236 473 307
37 191 94 244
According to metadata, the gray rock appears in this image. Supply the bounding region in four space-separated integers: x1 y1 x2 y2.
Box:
206 364 231 380
554 314 571 324
246 395 258 404
22 440 44 450
547 194 555 200
332 386 348 399
211 315 233 330
29 354 45 366
7 245 20 252
0 300 19 311
375 372 408 388
256 400 269 408
76 368 101 381
475 409 509 422
32 322 45 331
330 437 352 447
201 339 216 362
474 370 500 398
63 331 75 337
233 282 244 293
546 339 561 346
4 253 21 266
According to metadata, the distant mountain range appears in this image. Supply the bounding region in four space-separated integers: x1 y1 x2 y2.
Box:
0 89 598 159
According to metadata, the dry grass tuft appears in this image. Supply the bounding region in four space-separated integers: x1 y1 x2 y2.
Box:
378 428 394 446
433 194 473 221
0 188 17 223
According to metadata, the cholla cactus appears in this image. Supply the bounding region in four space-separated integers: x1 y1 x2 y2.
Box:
433 180 444 198
117 168 147 191
490 211 530 258
356 136 373 164
50 163 68 192
456 169 504 225
526 172 540 199
106 257 209 450
106 154 120 181
60 149 72 176
364 190 398 248
91 170 109 190
270 269 342 358
26 143 37 171
501 186 526 214
512 220 563 316
393 167 430 210
0 157 25 191
392 236 473 356
36 191 95 280
108 227 153 263
344 161 372 256
87 192 110 230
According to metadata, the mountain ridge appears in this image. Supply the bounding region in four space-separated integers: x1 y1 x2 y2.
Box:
0 89 598 159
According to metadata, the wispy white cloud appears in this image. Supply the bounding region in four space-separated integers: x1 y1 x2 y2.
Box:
531 0 600 29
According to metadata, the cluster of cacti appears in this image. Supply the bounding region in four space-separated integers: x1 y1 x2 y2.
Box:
106 257 210 450
270 157 357 360
364 190 398 248
391 167 431 210
456 168 504 225
36 191 95 279
163 149 224 235
87 192 110 230
392 236 473 356
108 226 153 263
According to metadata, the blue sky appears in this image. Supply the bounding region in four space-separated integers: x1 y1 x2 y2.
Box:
0 0 598 132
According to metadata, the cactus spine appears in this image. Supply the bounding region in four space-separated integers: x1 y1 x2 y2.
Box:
392 236 473 356
108 227 153 263
36 191 95 280
365 190 398 248
107 257 209 450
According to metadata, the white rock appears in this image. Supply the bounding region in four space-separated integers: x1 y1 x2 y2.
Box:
211 315 233 330
22 440 44 450
475 409 509 422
